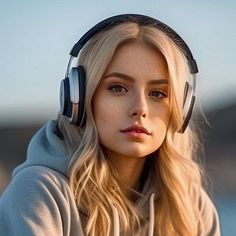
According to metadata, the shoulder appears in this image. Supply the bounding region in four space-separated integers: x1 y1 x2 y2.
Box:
0 165 71 209
1 165 73 206
13 165 67 188
0 166 80 235
198 189 221 236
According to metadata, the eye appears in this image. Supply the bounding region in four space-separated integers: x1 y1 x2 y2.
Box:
149 90 168 99
108 84 128 93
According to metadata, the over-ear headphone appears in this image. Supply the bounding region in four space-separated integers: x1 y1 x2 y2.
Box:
59 14 198 133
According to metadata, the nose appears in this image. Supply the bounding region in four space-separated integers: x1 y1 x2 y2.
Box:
129 91 148 118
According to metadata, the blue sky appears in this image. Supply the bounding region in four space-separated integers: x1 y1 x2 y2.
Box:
0 0 236 125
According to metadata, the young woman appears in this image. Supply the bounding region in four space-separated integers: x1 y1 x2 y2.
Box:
0 14 220 236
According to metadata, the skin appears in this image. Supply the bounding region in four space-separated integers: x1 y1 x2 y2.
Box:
92 41 170 200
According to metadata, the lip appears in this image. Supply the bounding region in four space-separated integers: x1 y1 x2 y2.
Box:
120 125 151 135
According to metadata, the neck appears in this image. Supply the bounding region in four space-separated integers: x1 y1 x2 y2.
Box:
105 150 147 201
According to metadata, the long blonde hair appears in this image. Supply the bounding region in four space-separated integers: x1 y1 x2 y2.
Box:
58 22 204 235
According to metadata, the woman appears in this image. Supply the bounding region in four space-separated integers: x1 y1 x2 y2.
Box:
0 14 220 235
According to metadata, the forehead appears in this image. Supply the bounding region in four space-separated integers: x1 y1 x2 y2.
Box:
104 40 169 81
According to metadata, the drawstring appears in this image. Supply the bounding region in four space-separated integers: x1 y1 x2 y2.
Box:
111 204 120 236
111 193 155 236
148 193 155 236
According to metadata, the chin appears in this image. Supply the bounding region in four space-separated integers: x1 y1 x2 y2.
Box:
120 148 155 159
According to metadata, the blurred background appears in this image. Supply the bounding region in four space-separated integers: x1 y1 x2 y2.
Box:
0 0 235 235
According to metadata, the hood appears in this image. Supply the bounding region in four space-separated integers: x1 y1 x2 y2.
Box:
13 119 70 178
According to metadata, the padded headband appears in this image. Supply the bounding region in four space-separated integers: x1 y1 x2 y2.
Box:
68 14 198 75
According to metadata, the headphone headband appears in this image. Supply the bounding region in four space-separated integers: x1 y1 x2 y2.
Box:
68 14 198 74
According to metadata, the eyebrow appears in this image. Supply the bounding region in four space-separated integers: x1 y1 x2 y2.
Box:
103 72 168 85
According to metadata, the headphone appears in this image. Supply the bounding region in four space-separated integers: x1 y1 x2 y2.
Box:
59 14 198 133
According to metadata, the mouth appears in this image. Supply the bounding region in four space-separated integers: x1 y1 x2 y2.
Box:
120 125 151 135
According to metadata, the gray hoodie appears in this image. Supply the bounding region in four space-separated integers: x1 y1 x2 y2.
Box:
0 120 221 235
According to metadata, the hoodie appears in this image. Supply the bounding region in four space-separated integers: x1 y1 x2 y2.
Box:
0 120 221 236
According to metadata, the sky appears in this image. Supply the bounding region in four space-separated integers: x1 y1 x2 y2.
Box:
0 0 236 125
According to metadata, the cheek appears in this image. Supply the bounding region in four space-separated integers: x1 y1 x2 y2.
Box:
150 121 168 153
151 104 170 144
93 99 118 123
153 102 170 126
93 100 120 149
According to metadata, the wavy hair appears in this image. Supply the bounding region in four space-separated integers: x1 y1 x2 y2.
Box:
58 22 204 236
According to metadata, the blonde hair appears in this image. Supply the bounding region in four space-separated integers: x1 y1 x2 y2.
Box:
58 22 204 235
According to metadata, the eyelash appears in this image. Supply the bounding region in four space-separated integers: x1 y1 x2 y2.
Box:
108 84 128 93
149 90 168 98
108 84 168 99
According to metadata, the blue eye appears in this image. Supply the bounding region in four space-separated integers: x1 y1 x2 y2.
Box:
149 90 168 98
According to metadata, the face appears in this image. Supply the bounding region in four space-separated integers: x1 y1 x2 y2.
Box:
92 41 170 160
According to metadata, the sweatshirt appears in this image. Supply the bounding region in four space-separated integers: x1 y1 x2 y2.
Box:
0 120 221 236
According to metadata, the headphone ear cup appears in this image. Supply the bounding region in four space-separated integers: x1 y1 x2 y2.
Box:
59 66 86 126
59 77 72 118
183 81 189 106
59 66 80 125
180 81 195 133
76 65 86 126
67 67 80 125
